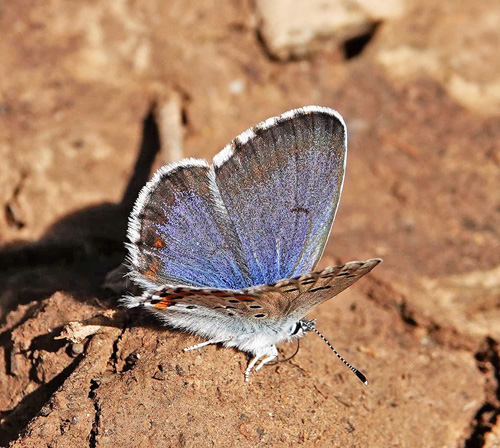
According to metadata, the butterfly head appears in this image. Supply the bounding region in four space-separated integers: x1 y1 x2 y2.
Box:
297 318 316 333
284 318 316 340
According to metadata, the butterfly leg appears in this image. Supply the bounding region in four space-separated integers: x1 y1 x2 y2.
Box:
245 346 278 381
255 355 277 372
244 356 262 382
183 339 228 352
255 345 278 372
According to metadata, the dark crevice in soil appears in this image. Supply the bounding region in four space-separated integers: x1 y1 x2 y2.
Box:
464 337 500 448
398 301 419 327
0 354 84 447
342 22 380 59
109 321 128 373
254 27 279 62
4 172 28 230
88 378 101 448
180 100 190 127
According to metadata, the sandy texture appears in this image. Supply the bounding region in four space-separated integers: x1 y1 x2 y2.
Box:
1 1 499 447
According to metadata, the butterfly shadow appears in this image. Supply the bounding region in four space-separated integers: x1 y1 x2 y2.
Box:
0 104 171 446
0 105 164 322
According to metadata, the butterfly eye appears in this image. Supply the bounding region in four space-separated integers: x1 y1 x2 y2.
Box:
289 323 302 336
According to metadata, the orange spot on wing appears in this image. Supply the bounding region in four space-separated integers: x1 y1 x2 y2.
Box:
153 238 164 248
154 298 172 309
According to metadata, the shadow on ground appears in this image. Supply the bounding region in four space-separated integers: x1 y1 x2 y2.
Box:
0 105 161 446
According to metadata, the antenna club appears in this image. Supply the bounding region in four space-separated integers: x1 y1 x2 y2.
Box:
300 319 369 386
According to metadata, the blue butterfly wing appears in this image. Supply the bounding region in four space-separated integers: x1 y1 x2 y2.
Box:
127 159 252 289
213 106 346 285
127 106 346 290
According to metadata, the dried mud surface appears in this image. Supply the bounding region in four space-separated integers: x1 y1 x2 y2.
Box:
1 1 499 447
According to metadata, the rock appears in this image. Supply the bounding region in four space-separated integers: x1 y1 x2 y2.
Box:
256 0 404 60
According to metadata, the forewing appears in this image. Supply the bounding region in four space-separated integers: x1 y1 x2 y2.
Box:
213 106 347 286
127 160 251 289
247 258 382 321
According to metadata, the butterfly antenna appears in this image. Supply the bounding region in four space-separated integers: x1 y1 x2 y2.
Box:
308 325 369 386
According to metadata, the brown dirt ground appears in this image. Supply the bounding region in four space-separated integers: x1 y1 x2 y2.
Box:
1 1 499 447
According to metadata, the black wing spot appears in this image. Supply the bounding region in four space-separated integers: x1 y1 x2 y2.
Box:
346 274 358 279
300 279 315 285
290 207 310 214
227 312 235 317
253 313 266 318
248 305 263 309
309 286 332 293
320 274 335 279
228 299 240 304
283 287 299 293
213 306 224 309
185 305 197 309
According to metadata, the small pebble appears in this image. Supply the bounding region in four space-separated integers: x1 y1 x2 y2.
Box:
71 343 85 357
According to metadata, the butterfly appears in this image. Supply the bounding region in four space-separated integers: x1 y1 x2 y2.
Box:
122 106 381 382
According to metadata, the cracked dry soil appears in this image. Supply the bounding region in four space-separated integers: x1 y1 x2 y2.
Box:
1 1 500 447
